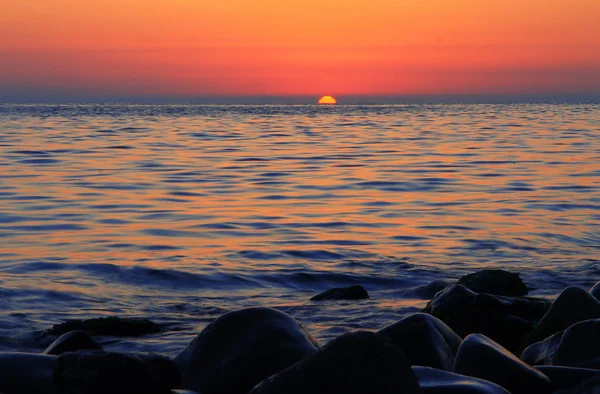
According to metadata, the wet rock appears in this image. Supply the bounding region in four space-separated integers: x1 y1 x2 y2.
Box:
524 287 600 347
457 269 528 296
249 331 422 394
54 350 180 394
0 353 57 394
413 366 510 394
378 313 462 370
175 307 319 394
454 334 553 394
521 330 563 366
535 366 600 390
590 281 600 301
310 285 369 301
43 330 102 355
46 316 161 337
523 318 600 369
424 284 548 353
409 279 454 299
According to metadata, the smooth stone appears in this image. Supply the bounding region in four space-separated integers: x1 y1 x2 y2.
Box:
43 330 102 355
409 279 454 299
413 366 510 394
378 313 462 370
554 318 600 368
457 269 528 296
175 307 319 394
54 350 180 394
535 366 600 390
310 285 369 301
454 334 553 394
249 331 423 394
45 316 161 337
590 281 600 301
524 287 600 347
424 284 548 353
0 353 57 394
521 330 563 366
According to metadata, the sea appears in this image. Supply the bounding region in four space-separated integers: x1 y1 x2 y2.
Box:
0 103 598 355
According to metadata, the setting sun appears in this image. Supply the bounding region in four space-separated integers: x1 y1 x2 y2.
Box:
318 96 337 105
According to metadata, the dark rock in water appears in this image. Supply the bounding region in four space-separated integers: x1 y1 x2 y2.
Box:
310 285 369 301
454 334 553 394
0 353 57 394
457 269 528 296
249 331 423 394
175 307 319 394
54 350 180 394
521 330 563 366
524 287 600 347
413 366 510 394
378 313 462 371
590 281 600 301
43 330 102 355
409 279 454 299
535 366 600 391
46 316 161 337
423 284 548 353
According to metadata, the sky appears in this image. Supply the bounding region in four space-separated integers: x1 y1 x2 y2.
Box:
1 0 599 102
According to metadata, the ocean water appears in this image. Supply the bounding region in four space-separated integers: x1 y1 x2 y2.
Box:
0 103 598 355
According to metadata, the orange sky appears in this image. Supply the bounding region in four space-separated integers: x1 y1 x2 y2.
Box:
1 0 599 100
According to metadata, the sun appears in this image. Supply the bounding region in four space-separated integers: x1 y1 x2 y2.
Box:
318 95 337 105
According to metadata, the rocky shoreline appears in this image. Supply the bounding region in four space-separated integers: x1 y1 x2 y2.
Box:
2 269 600 394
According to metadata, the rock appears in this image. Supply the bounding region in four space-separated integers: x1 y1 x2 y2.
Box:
535 366 600 390
523 318 600 369
424 284 548 353
175 307 319 394
310 285 369 301
45 316 161 337
378 313 462 370
408 279 454 299
524 287 600 347
413 366 510 394
54 350 180 394
43 330 102 355
590 281 600 301
249 331 422 394
521 330 563 366
454 334 553 394
0 353 57 394
457 269 528 296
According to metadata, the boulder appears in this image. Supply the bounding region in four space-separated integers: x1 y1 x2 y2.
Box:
457 269 528 296
175 307 319 394
424 284 548 353
45 316 161 337
378 313 462 370
454 334 553 394
524 287 600 347
43 330 102 355
53 350 180 394
590 281 600 302
310 285 369 301
535 366 600 391
408 279 454 299
413 366 510 394
521 330 563 366
249 331 422 394
0 353 57 394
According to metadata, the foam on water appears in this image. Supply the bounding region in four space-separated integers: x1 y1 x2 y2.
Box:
0 103 599 355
